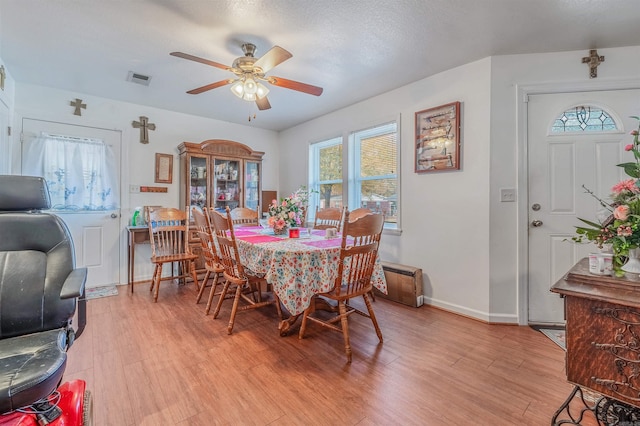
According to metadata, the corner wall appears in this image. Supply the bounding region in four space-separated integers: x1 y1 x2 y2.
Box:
489 45 640 323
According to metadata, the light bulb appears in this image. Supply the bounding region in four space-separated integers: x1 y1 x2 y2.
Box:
230 80 244 98
243 77 257 95
243 92 256 101
256 82 270 99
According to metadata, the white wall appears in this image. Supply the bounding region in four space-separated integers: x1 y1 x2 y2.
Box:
279 59 494 320
13 83 280 283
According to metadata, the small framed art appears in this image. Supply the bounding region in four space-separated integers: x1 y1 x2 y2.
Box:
415 101 461 173
154 153 173 184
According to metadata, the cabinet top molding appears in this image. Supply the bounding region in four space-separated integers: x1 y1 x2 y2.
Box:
178 139 264 160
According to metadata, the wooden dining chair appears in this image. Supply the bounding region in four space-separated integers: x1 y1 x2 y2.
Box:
191 207 226 315
209 207 283 334
146 207 200 302
349 207 372 221
313 206 345 231
229 206 260 226
299 210 384 363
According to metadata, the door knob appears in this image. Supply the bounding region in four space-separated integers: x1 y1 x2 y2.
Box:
111 213 119 219
531 220 543 227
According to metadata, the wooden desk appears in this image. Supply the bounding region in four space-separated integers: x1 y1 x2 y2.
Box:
127 226 150 291
551 258 640 424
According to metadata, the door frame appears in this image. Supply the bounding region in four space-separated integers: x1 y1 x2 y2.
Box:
516 78 640 325
16 112 131 285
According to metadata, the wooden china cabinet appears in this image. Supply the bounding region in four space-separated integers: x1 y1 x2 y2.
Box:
178 139 263 268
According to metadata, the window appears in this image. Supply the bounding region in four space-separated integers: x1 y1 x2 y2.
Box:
22 133 119 211
309 136 343 209
551 105 618 133
309 121 399 230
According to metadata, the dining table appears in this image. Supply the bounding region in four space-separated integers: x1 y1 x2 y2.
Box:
232 225 388 335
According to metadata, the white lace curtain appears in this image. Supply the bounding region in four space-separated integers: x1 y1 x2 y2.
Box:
22 133 119 211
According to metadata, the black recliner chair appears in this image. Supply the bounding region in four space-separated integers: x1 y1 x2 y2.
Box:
0 175 88 418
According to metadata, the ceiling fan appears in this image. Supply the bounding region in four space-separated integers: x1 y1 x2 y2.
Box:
170 43 323 111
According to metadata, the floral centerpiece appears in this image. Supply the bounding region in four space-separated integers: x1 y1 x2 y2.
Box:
267 186 313 235
574 116 640 275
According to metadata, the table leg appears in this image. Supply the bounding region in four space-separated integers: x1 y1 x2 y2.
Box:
278 314 301 336
129 230 135 293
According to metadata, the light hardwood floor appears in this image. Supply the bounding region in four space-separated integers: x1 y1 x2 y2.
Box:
64 282 587 425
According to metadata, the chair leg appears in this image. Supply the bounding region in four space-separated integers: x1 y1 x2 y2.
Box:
227 284 244 335
150 265 159 292
338 301 353 363
273 292 283 321
298 297 315 339
189 260 200 291
213 280 231 319
363 293 383 342
153 264 163 302
204 273 220 315
196 270 211 304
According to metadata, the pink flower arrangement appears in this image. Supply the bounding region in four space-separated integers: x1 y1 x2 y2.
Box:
574 115 640 275
267 186 313 233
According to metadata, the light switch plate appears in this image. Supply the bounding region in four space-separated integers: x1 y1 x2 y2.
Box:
500 188 516 202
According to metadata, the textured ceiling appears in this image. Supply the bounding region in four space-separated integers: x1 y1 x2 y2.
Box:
1 0 640 131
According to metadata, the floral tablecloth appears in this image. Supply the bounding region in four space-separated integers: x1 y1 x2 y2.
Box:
234 226 387 316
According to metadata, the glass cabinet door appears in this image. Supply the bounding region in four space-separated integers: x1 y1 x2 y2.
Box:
188 155 208 211
213 158 240 212
244 161 260 211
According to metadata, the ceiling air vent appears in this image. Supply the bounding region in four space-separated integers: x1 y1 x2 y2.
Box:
127 71 152 86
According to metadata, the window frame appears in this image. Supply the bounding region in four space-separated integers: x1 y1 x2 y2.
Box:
309 117 401 234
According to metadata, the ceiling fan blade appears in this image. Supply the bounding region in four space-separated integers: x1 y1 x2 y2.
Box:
256 96 271 111
253 46 292 73
170 52 231 71
186 79 234 94
267 76 323 96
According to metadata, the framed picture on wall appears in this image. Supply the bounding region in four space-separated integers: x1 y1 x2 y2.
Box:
154 153 173 184
415 101 461 173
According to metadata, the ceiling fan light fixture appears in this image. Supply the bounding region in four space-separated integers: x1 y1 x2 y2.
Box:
230 80 244 98
243 76 258 95
242 92 257 101
256 82 269 99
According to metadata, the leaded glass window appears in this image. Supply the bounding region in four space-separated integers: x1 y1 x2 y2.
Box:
551 105 618 133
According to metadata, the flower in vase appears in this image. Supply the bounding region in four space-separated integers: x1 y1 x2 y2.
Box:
267 185 314 233
573 115 640 275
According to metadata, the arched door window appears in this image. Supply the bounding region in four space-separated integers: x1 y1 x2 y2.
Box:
551 105 619 133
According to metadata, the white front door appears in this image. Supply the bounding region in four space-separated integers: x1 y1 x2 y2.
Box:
21 118 122 289
527 90 640 324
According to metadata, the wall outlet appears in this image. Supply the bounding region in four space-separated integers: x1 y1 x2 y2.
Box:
500 188 516 202
129 184 140 194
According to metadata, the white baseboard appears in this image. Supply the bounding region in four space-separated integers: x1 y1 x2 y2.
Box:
424 297 519 324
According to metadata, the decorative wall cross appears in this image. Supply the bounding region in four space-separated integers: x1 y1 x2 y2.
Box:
70 98 86 116
0 66 5 91
582 49 605 79
132 116 156 144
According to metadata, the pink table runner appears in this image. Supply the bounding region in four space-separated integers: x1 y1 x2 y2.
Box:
236 234 282 244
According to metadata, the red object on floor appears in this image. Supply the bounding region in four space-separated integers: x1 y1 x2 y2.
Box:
0 380 88 426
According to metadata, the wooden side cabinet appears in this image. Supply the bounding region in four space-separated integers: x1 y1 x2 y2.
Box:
551 258 640 423
178 139 264 269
